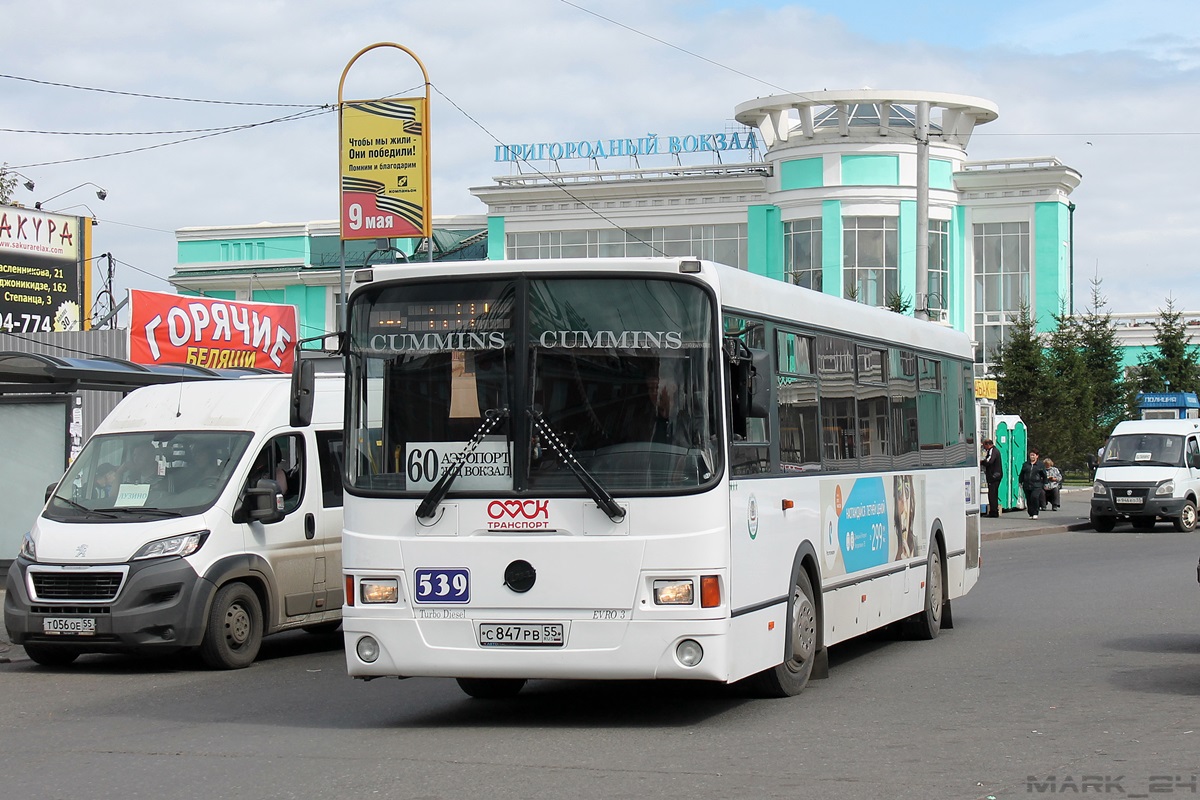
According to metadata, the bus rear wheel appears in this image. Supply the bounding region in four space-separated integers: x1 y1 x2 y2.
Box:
456 678 526 699
750 568 817 698
905 546 943 640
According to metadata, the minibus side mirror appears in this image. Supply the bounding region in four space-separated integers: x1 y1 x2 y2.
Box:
45 482 58 503
1190 452 1200 470
238 479 285 525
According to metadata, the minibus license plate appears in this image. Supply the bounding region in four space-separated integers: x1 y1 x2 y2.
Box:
1115 496 1143 504
478 623 564 647
43 617 96 635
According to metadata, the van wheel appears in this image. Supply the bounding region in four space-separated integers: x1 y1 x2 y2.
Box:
1174 500 1197 532
22 643 79 666
1131 516 1157 531
1091 513 1116 533
906 546 943 640
750 568 818 697
200 582 262 669
456 678 526 699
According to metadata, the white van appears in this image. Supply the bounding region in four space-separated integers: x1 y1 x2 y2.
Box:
1090 418 1200 532
3 373 344 668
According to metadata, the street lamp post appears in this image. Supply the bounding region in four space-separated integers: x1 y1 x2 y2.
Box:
34 182 108 211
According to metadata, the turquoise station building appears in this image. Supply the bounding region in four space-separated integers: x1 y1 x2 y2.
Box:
170 88 1082 372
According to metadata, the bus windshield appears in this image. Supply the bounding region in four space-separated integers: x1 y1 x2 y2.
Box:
346 275 721 495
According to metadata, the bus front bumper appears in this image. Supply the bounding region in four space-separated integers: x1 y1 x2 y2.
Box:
342 614 736 683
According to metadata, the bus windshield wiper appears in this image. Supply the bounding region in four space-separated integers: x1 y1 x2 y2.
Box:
528 409 626 522
416 408 510 519
52 494 118 519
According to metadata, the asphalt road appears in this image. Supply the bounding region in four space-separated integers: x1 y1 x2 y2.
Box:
1 522 1197 800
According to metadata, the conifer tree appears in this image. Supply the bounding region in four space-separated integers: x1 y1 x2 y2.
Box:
1135 297 1200 396
1042 305 1093 467
991 304 1045 434
1076 278 1130 447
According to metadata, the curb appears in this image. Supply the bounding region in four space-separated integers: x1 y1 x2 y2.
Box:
981 520 1093 541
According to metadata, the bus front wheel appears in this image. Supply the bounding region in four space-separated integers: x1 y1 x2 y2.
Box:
906 546 943 640
750 568 817 698
456 678 526 699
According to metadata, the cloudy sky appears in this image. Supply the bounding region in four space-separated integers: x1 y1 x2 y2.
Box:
3 0 1198 320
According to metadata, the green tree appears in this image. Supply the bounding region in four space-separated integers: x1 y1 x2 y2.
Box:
1134 297 1200 396
1076 277 1131 448
885 291 912 314
1040 305 1093 467
0 163 17 205
991 303 1045 434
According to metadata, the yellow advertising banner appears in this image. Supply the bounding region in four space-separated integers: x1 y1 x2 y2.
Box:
339 98 431 240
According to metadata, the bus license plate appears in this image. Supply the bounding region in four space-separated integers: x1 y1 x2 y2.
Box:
43 617 96 636
478 623 564 647
1115 496 1143 505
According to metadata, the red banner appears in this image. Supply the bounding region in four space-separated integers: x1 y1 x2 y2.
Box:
128 290 297 372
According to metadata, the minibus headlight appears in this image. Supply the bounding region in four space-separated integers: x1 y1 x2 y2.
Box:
19 532 36 562
654 579 694 605
1092 480 1107 497
131 531 209 560
360 579 399 604
1155 480 1175 497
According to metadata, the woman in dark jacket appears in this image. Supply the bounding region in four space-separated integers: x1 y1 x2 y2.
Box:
1018 448 1048 519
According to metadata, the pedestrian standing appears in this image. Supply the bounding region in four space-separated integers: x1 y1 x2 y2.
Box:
1018 448 1048 519
980 438 1003 518
1043 458 1063 510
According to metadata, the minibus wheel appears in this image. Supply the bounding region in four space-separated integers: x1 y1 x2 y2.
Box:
1090 513 1116 533
22 643 79 667
456 678 526 699
1174 500 1197 532
200 582 263 669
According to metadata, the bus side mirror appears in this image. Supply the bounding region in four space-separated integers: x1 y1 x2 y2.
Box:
747 347 771 419
290 358 315 428
730 346 771 437
290 331 344 427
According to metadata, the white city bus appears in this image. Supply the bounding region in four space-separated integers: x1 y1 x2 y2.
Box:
324 257 980 699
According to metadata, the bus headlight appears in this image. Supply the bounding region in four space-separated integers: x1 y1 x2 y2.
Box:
360 579 399 604
654 579 694 605
356 636 380 663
